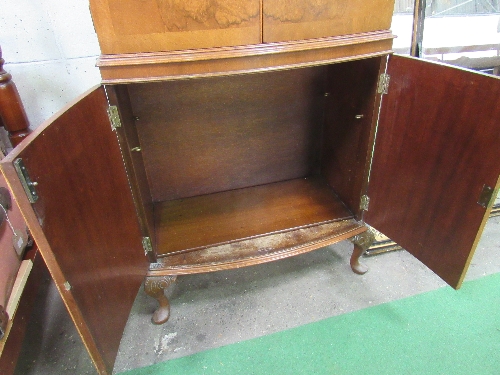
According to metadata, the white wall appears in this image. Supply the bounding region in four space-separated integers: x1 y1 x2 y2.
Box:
3 2 499 130
1 0 101 129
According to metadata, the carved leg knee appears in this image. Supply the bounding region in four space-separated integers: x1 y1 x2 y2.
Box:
349 230 375 275
144 275 177 325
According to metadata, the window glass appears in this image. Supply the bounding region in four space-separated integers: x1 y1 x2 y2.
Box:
422 0 500 74
392 0 416 55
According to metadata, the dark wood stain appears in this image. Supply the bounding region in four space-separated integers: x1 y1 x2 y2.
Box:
152 219 365 273
107 85 157 261
321 57 382 218
155 176 353 256
12 87 147 372
127 67 326 202
367 55 500 288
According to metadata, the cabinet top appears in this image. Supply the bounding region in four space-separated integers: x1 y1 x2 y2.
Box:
89 0 396 82
89 0 395 55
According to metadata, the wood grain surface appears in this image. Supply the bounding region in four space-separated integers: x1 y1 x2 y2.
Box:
90 0 261 54
263 0 394 43
107 85 157 261
367 56 500 289
128 67 326 202
97 31 394 83
155 177 354 256
0 247 44 375
1 86 147 374
321 57 382 218
150 218 364 275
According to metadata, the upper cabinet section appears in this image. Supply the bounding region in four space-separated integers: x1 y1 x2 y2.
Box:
89 0 262 54
90 0 396 83
263 0 394 43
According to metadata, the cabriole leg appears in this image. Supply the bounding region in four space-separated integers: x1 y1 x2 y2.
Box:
144 275 177 325
349 230 375 275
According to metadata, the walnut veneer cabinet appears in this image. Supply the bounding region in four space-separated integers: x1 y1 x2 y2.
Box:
2 1 500 374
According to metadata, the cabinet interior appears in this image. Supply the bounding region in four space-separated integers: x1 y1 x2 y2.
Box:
113 57 382 258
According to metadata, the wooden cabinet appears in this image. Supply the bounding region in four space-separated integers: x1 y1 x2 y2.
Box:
263 0 394 42
89 0 394 54
89 0 262 53
3 2 500 375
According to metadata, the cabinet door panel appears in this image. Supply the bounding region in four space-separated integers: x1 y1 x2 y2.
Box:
263 0 394 43
0 86 146 374
90 0 261 54
366 55 500 289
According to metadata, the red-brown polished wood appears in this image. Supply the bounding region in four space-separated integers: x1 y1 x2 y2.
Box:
106 85 157 262
367 55 500 289
150 219 365 274
1 86 147 374
321 57 382 218
0 247 44 375
128 67 326 202
0 47 31 147
155 177 354 256
97 32 394 83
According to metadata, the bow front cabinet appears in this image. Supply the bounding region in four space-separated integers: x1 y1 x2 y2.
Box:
3 1 500 374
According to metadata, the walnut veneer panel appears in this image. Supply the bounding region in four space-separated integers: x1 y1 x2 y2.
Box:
97 32 394 83
155 177 354 256
263 0 394 43
367 55 500 289
89 0 261 54
128 67 326 202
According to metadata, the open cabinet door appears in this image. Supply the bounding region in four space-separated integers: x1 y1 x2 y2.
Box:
0 86 147 374
366 55 500 289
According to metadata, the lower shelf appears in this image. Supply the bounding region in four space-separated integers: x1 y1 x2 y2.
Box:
154 176 354 256
149 219 365 275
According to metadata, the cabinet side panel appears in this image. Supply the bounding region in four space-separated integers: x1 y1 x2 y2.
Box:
321 57 382 218
107 85 157 260
128 68 326 202
367 56 500 288
3 87 147 373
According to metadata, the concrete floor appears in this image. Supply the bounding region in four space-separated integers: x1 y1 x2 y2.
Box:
13 217 500 374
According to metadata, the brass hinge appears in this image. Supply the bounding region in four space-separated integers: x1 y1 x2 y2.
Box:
142 237 153 256
360 195 370 211
377 73 390 95
13 158 39 203
107 105 122 130
477 184 496 208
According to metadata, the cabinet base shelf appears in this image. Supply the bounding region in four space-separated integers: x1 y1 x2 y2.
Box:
149 219 366 276
154 177 356 257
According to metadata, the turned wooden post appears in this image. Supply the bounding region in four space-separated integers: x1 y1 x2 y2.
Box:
0 46 31 147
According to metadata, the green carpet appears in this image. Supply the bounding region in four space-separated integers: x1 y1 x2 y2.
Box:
120 273 500 375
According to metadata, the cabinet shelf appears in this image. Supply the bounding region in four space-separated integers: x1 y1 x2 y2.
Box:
154 176 355 257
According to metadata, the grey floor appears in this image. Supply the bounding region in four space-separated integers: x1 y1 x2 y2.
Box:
13 217 500 374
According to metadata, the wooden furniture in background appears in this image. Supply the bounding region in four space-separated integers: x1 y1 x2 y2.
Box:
0 47 31 147
0 47 39 375
3 2 500 374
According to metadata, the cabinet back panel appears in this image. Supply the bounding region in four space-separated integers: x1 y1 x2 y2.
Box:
127 67 326 202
